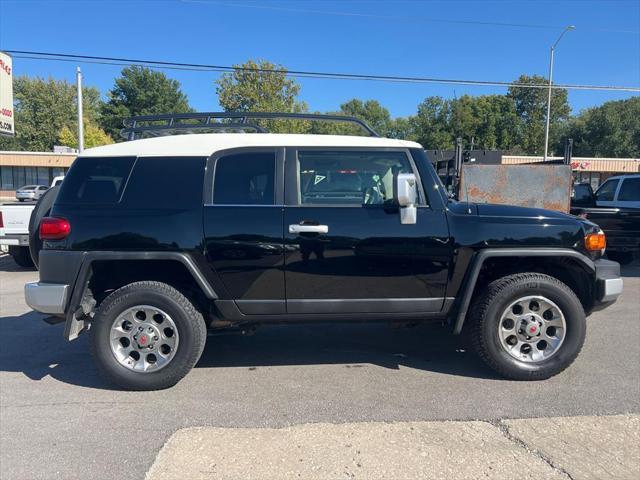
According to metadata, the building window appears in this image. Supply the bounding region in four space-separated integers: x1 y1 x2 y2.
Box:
0 166 69 190
1 167 12 190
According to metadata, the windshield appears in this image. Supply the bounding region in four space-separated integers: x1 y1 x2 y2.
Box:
20 185 38 190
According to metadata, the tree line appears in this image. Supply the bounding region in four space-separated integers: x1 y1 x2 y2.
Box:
1 59 638 157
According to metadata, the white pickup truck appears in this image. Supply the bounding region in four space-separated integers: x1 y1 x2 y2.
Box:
0 176 64 267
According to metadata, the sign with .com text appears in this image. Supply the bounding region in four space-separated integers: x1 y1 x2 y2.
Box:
0 51 14 136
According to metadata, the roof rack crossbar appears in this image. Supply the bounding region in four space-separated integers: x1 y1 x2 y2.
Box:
121 112 379 140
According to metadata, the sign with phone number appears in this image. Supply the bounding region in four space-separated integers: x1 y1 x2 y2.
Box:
0 52 14 136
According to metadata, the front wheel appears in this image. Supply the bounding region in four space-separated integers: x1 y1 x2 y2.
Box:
469 273 585 380
90 281 207 390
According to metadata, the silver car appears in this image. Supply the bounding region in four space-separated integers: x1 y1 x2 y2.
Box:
15 185 48 202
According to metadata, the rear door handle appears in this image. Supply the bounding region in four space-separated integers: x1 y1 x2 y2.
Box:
289 224 329 234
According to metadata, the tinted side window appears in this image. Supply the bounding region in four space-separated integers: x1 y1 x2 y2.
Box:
56 156 136 204
595 179 619 202
618 178 640 201
572 183 593 203
123 156 206 208
213 153 276 205
297 151 412 205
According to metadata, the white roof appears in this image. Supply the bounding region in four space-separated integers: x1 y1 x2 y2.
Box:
81 133 423 157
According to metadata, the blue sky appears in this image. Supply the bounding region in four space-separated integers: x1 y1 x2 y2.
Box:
1 0 639 117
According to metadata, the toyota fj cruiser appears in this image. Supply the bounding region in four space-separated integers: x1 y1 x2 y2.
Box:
24 113 623 390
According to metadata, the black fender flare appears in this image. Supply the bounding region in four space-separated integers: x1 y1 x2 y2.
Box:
64 251 217 340
452 248 595 335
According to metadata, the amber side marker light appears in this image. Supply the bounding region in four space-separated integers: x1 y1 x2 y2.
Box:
585 232 606 251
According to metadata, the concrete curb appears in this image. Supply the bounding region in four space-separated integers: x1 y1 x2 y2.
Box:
145 414 639 480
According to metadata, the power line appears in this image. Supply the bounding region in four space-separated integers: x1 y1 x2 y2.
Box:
5 49 640 92
183 0 640 34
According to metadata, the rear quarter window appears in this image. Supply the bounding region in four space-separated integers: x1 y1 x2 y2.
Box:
123 156 206 208
56 156 136 204
617 178 640 201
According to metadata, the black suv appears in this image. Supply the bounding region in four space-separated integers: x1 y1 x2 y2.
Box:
25 113 623 390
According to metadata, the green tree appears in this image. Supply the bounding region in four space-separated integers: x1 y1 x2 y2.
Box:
338 99 392 136
58 123 114 149
559 97 640 157
309 99 396 137
215 59 308 133
216 59 306 112
410 96 454 149
0 76 101 152
507 74 570 155
448 95 520 151
100 66 192 139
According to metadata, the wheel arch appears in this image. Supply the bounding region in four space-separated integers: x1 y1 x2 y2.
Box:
452 249 595 335
64 252 217 340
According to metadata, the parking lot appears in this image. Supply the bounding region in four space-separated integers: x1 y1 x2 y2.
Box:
1 253 639 479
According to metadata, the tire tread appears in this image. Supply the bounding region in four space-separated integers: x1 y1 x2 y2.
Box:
90 281 206 390
469 272 585 380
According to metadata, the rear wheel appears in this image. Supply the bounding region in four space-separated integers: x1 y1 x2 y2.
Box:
469 273 585 380
90 281 207 390
8 246 34 268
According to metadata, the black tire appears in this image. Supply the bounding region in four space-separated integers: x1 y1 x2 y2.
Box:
90 281 207 391
28 185 60 269
469 273 585 380
8 246 35 268
607 251 634 265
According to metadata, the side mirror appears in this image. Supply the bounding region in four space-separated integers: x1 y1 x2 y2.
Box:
396 173 417 207
396 173 417 224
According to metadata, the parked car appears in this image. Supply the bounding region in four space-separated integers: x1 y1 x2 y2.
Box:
0 176 65 267
15 185 48 202
574 174 640 209
24 112 623 390
571 180 640 265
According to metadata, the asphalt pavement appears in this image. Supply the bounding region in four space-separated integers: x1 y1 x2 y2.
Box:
1 254 639 480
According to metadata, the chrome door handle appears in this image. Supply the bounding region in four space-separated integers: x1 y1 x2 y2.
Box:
289 224 329 234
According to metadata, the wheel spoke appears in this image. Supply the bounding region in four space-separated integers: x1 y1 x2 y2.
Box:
530 346 545 362
545 316 564 328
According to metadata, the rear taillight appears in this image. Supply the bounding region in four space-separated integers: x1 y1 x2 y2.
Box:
0 211 3 228
39 217 71 240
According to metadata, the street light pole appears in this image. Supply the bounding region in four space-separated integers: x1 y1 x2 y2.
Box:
543 25 575 161
76 66 84 153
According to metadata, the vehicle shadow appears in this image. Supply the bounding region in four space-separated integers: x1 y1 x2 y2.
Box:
197 322 498 380
0 254 36 272
0 312 112 389
0 312 499 390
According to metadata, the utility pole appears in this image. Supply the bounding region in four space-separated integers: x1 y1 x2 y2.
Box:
76 66 84 153
543 25 575 161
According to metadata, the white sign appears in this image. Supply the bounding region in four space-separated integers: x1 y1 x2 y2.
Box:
0 52 14 136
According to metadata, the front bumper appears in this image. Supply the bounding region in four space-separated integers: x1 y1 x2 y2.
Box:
24 282 69 314
0 233 29 246
594 259 623 304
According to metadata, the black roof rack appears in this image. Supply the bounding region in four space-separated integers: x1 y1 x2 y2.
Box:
121 112 379 140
